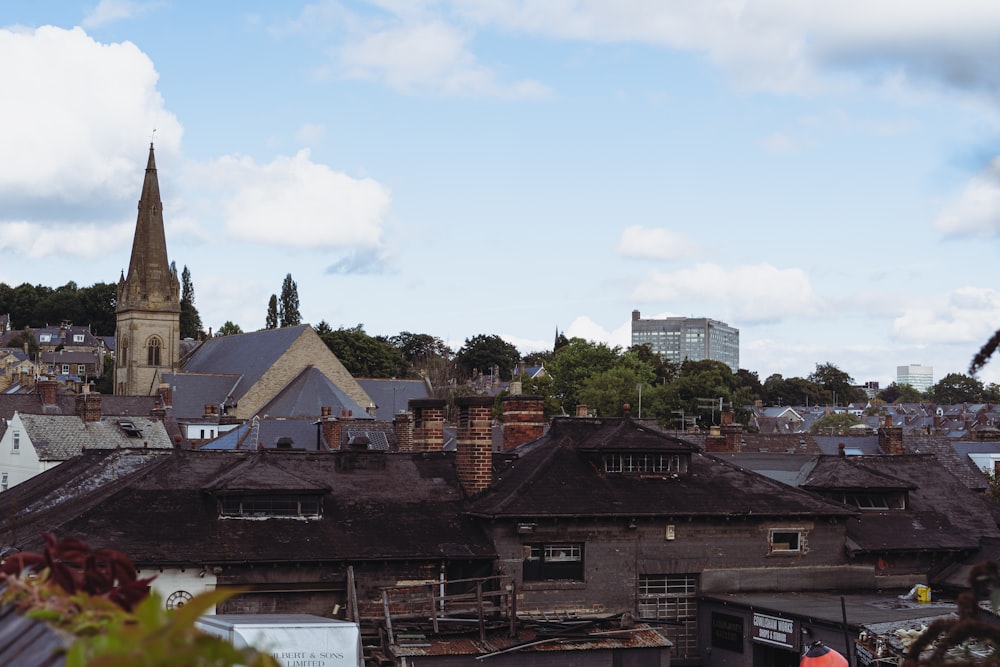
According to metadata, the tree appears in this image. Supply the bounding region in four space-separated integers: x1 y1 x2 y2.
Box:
808 362 864 405
178 264 203 340
577 360 654 418
927 373 984 404
455 334 521 382
390 331 453 365
809 412 863 435
878 382 923 404
217 321 243 336
545 337 622 413
314 320 333 336
265 294 278 329
321 325 412 378
278 273 301 327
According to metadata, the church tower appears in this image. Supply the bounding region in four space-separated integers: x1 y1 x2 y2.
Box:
114 143 180 395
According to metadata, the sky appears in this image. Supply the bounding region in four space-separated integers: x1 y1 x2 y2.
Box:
4 1 1000 389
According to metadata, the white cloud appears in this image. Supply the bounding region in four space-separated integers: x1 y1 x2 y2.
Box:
632 263 822 323
0 26 182 213
933 157 1000 237
296 123 328 145
564 315 633 349
891 286 1000 345
0 221 133 260
617 225 700 260
337 20 549 98
189 150 390 251
82 0 158 28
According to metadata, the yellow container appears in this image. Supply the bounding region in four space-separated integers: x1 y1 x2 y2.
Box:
916 585 931 603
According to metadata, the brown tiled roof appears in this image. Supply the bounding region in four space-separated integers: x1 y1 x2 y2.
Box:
0 449 496 566
470 417 853 520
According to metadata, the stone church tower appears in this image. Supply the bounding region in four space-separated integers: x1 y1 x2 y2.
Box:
114 144 180 395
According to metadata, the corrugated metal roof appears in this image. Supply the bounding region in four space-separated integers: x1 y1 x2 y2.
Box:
0 603 68 667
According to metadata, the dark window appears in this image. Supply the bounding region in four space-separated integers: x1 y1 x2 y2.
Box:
604 453 680 473
769 529 804 553
523 543 583 581
147 337 162 366
219 494 322 518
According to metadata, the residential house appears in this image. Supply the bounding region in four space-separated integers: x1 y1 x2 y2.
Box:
0 388 173 490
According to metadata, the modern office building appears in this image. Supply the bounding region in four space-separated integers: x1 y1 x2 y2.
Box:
896 364 933 392
630 310 739 371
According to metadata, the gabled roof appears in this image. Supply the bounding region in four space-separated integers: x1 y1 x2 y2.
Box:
206 454 330 493
17 413 174 461
161 371 241 419
469 417 853 520
801 456 916 492
0 449 496 565
258 366 372 420
180 325 311 403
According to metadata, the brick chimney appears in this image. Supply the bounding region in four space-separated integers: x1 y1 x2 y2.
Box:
38 379 58 406
158 383 172 407
455 396 494 495
394 411 414 451
410 399 446 452
321 414 345 451
501 394 544 451
75 388 102 422
575 405 589 417
878 414 904 454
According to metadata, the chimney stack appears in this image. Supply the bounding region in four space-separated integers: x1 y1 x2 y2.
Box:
455 396 494 495
575 405 589 417
38 379 58 406
410 399 446 452
75 391 102 422
879 414 904 454
501 394 544 451
321 416 343 451
394 411 414 451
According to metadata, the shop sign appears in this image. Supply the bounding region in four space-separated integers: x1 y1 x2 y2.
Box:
752 612 798 650
711 612 744 653
855 642 875 667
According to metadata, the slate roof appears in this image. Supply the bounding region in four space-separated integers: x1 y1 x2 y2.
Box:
258 366 372 420
718 452 1000 555
469 417 854 520
202 419 327 451
161 371 241 420
179 325 311 404
0 449 496 566
357 378 431 420
18 413 174 461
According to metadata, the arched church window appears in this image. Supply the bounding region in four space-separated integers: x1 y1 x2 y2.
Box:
118 336 128 367
147 336 162 366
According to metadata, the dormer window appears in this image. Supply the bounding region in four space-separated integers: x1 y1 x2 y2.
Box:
73 334 85 343
39 334 51 343
604 453 681 474
834 492 905 510
219 494 322 519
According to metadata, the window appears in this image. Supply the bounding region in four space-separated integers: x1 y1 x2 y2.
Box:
604 453 680 474
61 364 70 375
147 337 162 366
219 494 322 518
769 528 805 554
12 431 19 452
78 365 86 375
118 336 128 367
639 574 698 658
39 334 51 343
844 493 892 510
73 334 85 343
523 543 584 581
1 472 7 491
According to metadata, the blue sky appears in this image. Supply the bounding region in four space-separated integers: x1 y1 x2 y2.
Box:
4 1 1000 389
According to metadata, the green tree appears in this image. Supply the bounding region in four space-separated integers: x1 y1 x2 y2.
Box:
455 334 521 382
878 382 923 404
809 412 863 435
927 373 984 404
390 331 453 364
278 273 301 327
265 294 278 329
577 358 655 418
217 321 243 336
178 264 203 340
809 362 864 405
321 325 412 378
314 320 333 336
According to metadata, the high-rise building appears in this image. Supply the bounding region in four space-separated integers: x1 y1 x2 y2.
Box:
630 310 739 371
896 364 933 392
114 144 181 395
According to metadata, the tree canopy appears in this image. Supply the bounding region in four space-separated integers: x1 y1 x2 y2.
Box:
455 334 521 382
319 325 413 379
278 274 301 327
0 281 117 335
178 264 203 340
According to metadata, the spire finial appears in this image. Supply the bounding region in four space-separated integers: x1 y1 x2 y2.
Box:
150 128 156 146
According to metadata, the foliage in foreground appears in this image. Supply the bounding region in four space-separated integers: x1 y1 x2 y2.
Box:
0 533 278 667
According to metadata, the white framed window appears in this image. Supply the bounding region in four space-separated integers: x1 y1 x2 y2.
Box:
604 453 681 474
12 430 19 452
77 364 86 375
39 334 51 343
73 334 85 343
1 472 7 491
639 574 698 658
523 543 584 581
769 528 806 554
61 364 70 374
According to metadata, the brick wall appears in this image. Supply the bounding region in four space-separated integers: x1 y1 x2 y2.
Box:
501 394 544 451
393 411 413 451
410 399 446 452
455 396 494 495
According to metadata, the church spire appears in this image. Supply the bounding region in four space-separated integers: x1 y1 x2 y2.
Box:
118 143 179 311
